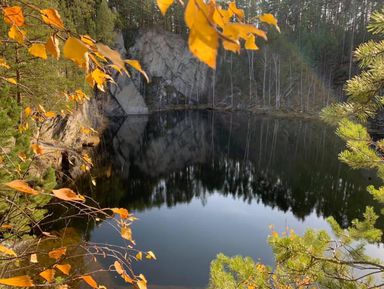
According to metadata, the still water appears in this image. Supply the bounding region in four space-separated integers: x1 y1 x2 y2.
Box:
79 111 381 289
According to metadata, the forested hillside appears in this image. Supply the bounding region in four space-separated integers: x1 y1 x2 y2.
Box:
112 0 383 112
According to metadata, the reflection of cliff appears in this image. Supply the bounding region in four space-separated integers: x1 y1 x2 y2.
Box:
83 111 381 228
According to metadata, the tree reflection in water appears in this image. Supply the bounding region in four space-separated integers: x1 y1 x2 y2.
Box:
77 110 381 230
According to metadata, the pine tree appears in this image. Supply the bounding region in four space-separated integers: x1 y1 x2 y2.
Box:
210 9 384 289
95 0 116 45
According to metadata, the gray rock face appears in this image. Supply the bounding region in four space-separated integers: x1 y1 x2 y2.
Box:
129 29 211 110
109 31 149 115
107 29 211 114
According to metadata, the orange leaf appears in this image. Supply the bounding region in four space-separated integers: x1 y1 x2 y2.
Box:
46 35 60 60
111 208 129 219
40 9 64 29
0 245 16 257
48 247 67 260
0 276 34 287
3 6 25 27
39 269 55 283
52 188 85 202
28 43 47 59
121 225 132 241
5 180 39 195
81 275 98 289
31 143 44 155
54 263 71 275
122 272 133 284
114 261 133 283
44 111 56 118
125 60 149 82
157 0 174 15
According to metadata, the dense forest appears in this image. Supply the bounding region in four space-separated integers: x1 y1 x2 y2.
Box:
111 0 383 112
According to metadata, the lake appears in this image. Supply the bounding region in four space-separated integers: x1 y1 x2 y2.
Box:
76 111 381 289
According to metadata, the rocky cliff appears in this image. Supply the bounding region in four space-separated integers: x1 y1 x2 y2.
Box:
109 29 211 113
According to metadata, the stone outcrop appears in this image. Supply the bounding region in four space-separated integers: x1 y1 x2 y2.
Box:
104 28 211 114
129 29 211 110
109 31 149 115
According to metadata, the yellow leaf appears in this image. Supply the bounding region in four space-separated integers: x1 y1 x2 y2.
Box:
8 25 25 44
17 152 27 162
81 275 98 289
122 273 133 283
24 107 32 117
52 188 86 202
5 77 17 84
96 43 127 75
185 0 218 69
121 225 132 241
0 58 10 69
137 274 147 289
3 6 25 27
5 180 39 195
146 251 156 260
114 260 124 275
157 0 174 15
54 263 71 275
48 247 67 260
39 269 55 283
259 13 280 32
212 8 231 28
63 37 88 68
40 9 64 29
30 253 38 263
44 111 56 118
228 2 244 20
245 34 259 50
38 104 46 113
31 143 44 155
0 275 34 287
80 35 95 46
86 68 112 91
28 44 47 59
111 208 129 219
125 60 149 83
46 35 60 60
136 251 142 260
0 245 17 257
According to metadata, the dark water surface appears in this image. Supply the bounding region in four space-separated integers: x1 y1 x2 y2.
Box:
79 111 381 289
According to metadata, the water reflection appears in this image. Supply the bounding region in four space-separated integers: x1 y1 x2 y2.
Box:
86 111 379 227
75 111 382 288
